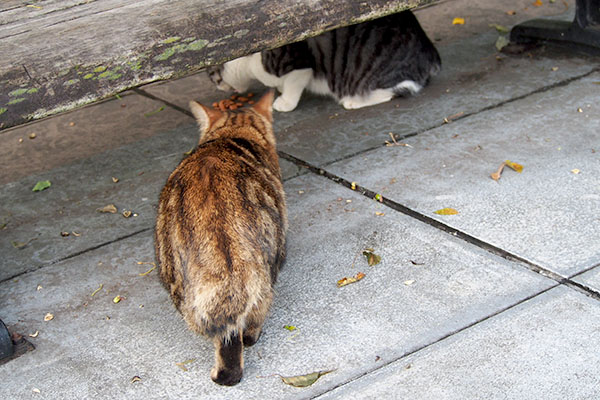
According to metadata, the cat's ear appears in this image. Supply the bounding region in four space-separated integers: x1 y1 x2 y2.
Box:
189 101 222 133
251 90 275 122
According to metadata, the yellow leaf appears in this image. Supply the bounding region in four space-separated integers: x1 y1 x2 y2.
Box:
337 272 366 288
533 0 543 6
44 313 54 321
504 160 523 173
452 17 465 25
434 208 459 215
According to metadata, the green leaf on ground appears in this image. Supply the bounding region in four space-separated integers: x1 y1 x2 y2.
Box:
32 180 51 192
495 36 510 51
362 249 381 266
489 24 509 33
283 325 297 331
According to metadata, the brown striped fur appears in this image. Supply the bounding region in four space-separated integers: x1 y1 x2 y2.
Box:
154 91 287 386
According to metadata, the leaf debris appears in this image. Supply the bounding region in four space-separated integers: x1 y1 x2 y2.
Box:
362 249 381 266
29 331 39 338
175 359 196 372
452 17 465 25
385 132 412 147
434 208 459 215
44 313 54 321
504 160 523 173
283 325 297 331
91 284 104 297
131 376 142 383
32 180 51 192
97 204 118 213
280 369 335 387
337 272 366 288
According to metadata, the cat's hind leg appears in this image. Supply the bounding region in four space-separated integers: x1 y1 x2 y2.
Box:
340 89 395 110
272 69 312 112
211 332 244 386
242 296 272 347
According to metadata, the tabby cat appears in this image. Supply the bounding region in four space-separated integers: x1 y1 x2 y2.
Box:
208 10 441 112
154 91 287 386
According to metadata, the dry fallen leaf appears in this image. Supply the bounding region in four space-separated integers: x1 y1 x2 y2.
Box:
29 133 37 139
506 10 517 15
337 272 366 288
491 162 507 182
44 313 54 321
111 177 119 183
571 169 581 174
533 0 543 6
375 212 385 216
113 295 124 304
280 369 335 387
29 331 39 338
452 17 465 25
504 160 523 173
434 208 459 215
131 376 142 383
91 284 103 297
362 249 381 266
122 210 132 218
97 204 117 213
351 182 357 190
175 359 196 372
32 388 41 394
404 280 415 286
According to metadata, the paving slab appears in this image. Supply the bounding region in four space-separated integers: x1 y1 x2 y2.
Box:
0 122 300 281
317 285 600 400
0 91 192 186
573 264 600 293
0 173 553 400
327 72 600 277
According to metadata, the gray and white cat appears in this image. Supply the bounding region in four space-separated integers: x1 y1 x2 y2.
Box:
208 10 441 112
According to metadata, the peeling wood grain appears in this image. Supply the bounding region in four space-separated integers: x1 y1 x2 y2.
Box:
0 0 435 130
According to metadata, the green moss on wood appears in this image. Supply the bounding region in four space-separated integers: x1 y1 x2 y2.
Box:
7 98 26 105
155 39 209 61
94 66 107 73
9 88 29 97
162 36 181 44
187 39 208 51
0 107 6 115
65 79 79 86
27 88 38 94
83 73 95 79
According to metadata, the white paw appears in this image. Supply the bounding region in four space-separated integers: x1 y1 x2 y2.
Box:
341 99 361 110
273 96 297 112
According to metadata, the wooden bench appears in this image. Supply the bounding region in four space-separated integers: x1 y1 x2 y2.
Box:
0 0 436 130
2 0 597 131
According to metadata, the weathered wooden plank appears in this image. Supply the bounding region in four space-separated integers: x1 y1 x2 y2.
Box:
0 0 434 130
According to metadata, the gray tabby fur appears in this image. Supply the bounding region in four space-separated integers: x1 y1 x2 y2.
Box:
208 10 441 112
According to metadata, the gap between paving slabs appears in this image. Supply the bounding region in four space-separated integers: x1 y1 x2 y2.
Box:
132 68 600 303
309 283 561 399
